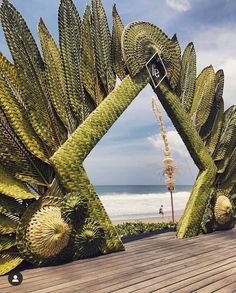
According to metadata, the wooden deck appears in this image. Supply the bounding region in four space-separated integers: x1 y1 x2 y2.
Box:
1 229 236 292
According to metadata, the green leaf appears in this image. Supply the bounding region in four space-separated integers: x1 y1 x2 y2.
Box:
217 147 236 190
190 66 216 131
0 236 16 252
59 0 91 122
0 52 48 162
0 253 23 276
38 18 77 134
0 109 53 186
178 42 196 112
0 214 18 234
0 165 37 200
80 5 104 105
200 70 224 140
169 34 181 90
111 4 126 80
92 0 116 94
213 106 236 173
0 0 66 154
205 98 224 155
0 194 26 216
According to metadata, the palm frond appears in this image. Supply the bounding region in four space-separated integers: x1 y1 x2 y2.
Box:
0 109 53 186
178 42 196 112
111 4 126 80
213 105 236 173
0 165 37 200
80 5 104 105
168 34 181 90
0 0 66 154
0 253 23 275
0 194 26 216
190 65 216 131
199 70 224 140
38 18 77 134
217 147 236 191
0 214 18 234
92 0 116 94
59 0 90 122
0 52 48 162
205 98 224 155
0 236 16 252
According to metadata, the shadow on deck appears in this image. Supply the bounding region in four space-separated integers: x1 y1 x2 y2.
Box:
1 229 236 292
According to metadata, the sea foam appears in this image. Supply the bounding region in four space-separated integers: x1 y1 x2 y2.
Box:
99 191 190 220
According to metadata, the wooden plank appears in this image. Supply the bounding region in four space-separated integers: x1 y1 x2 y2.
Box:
71 245 236 292
132 257 236 292
0 229 235 293
5 236 235 292
166 270 236 292
23 242 236 293
0 232 219 289
194 273 236 293
215 281 236 293
98 251 236 292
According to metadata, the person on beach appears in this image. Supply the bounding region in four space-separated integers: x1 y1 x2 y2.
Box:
159 205 164 217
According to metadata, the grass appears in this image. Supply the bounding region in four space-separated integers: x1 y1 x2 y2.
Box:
115 221 178 238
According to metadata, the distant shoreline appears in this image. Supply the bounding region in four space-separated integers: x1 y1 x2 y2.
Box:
112 214 182 225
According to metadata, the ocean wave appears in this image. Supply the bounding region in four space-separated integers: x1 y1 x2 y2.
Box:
99 191 190 220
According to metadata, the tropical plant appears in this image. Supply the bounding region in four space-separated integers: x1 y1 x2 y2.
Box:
0 0 236 276
116 222 177 238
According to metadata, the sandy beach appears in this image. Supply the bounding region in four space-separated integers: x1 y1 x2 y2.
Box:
112 214 182 225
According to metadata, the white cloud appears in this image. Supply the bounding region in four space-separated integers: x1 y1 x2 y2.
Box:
166 0 191 12
192 26 236 108
148 130 189 158
148 130 198 183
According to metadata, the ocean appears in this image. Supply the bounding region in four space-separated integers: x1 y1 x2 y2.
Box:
95 185 192 220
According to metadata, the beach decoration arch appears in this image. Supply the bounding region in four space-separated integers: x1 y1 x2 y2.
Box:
0 0 236 275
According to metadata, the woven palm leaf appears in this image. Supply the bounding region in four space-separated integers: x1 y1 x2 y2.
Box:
61 192 88 226
190 66 216 131
17 197 71 266
59 0 93 122
0 108 53 186
39 18 77 134
73 219 105 259
0 236 16 252
199 70 224 140
0 0 234 275
111 4 126 80
0 165 37 200
0 214 18 234
216 147 236 191
0 52 47 162
92 0 116 94
213 106 236 173
0 253 23 276
0 0 67 155
177 42 196 112
0 194 25 216
80 5 104 106
205 98 224 155
122 21 180 88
